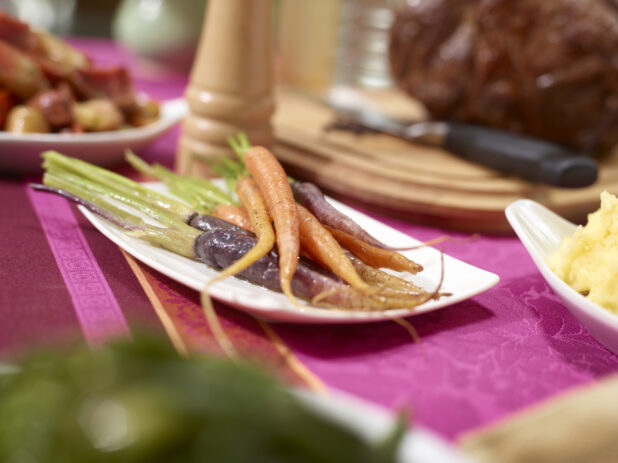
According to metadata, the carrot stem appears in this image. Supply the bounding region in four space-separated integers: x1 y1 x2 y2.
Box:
42 150 195 220
39 174 200 258
125 151 236 206
44 165 189 229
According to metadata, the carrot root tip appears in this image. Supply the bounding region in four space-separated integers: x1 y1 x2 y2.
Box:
199 287 238 360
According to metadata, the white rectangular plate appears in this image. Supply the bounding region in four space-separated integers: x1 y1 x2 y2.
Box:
80 182 499 324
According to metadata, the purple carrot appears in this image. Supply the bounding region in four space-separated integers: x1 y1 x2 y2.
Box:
194 224 342 301
291 181 390 249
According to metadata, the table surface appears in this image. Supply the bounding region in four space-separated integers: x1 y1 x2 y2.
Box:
1 38 617 443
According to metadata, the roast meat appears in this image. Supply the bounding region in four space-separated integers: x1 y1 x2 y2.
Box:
389 0 618 152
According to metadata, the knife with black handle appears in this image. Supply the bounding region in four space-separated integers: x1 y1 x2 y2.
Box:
328 107 599 188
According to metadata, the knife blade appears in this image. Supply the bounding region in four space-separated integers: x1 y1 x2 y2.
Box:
326 104 598 188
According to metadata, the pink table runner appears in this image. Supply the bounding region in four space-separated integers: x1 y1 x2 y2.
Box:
1 38 616 442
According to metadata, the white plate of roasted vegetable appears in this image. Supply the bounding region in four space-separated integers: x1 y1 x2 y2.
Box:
0 98 186 172
0 11 187 172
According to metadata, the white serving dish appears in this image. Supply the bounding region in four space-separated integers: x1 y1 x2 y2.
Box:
0 98 188 173
80 182 500 324
506 199 618 354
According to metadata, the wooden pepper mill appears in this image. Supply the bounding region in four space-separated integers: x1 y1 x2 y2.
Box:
176 0 275 176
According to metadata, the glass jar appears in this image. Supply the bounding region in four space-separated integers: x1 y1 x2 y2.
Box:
334 0 403 89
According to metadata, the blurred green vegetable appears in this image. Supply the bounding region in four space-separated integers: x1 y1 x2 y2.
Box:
0 335 404 462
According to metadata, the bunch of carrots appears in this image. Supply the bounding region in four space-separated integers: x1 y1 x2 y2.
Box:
33 134 446 315
127 133 444 309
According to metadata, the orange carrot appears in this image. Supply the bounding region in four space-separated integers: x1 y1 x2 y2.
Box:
244 146 300 304
326 226 423 274
206 176 275 284
297 204 368 289
212 204 253 231
236 176 272 239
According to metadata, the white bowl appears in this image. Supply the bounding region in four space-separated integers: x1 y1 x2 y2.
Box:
506 199 618 354
0 98 188 173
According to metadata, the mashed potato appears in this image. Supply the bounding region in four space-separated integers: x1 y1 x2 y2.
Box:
547 191 618 313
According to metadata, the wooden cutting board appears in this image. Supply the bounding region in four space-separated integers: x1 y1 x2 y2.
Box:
272 89 618 234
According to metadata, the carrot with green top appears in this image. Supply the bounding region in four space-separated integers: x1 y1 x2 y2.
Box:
243 146 300 304
297 204 369 290
326 226 423 274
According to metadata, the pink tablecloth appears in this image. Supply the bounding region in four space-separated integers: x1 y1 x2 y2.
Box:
1 38 616 442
